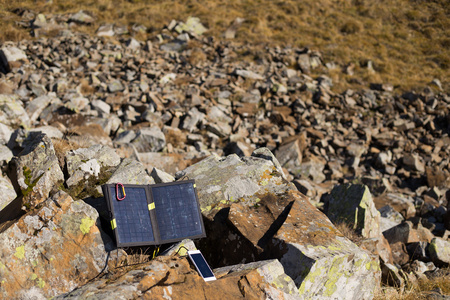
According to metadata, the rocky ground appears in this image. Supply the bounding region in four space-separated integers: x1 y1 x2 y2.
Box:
0 9 449 300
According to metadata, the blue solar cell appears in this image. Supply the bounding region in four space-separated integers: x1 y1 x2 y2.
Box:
152 182 204 242
109 186 155 246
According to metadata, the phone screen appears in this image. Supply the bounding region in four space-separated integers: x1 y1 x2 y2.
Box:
190 253 214 278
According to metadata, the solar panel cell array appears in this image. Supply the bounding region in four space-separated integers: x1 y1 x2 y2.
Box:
152 183 204 242
109 186 155 245
102 180 205 247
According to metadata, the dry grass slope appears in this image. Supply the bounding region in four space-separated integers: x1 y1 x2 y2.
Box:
0 0 449 92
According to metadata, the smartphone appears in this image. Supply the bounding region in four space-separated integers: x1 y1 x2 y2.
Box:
187 250 216 282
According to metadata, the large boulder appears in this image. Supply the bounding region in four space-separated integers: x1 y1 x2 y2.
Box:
177 150 381 299
176 150 294 216
0 191 113 299
55 256 299 299
9 132 64 209
326 184 382 239
269 191 381 299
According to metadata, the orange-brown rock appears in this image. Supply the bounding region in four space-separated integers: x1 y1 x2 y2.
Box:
0 191 112 299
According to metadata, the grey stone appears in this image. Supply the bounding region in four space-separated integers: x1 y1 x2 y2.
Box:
126 38 141 51
299 155 326 183
0 174 17 211
91 99 111 115
0 145 13 164
379 205 404 232
0 94 31 129
108 80 125 93
114 130 137 144
9 132 64 208
150 167 175 183
106 158 155 185
176 151 295 215
29 126 64 139
0 123 13 144
131 127 166 153
64 95 89 113
429 237 450 267
69 10 95 24
327 184 382 239
403 153 425 173
235 69 264 80
96 24 114 37
181 108 205 132
0 45 27 62
275 140 302 177
25 94 57 123
160 239 197 256
65 145 121 193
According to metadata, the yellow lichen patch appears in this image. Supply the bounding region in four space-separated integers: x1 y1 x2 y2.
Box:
80 217 95 235
14 245 25 260
365 260 380 271
201 205 212 213
30 273 38 281
323 256 345 297
37 278 45 288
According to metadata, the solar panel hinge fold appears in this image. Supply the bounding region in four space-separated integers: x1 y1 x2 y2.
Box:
148 203 155 210
111 219 117 230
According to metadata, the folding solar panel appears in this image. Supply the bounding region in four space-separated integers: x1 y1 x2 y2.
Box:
102 180 205 247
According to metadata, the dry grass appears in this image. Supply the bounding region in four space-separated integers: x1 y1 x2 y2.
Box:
0 0 448 92
335 221 363 245
375 268 450 299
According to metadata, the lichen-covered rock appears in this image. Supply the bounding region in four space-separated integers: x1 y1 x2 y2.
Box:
176 151 294 218
0 94 31 129
0 191 113 299
269 191 381 299
327 184 382 239
428 237 450 267
56 256 298 299
65 144 121 197
9 132 64 208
